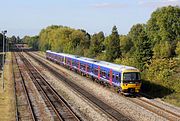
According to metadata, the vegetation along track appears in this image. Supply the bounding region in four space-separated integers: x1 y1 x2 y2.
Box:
26 52 132 121
13 52 37 121
17 52 80 121
32 51 180 121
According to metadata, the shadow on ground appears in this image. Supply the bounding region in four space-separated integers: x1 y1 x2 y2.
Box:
141 79 174 99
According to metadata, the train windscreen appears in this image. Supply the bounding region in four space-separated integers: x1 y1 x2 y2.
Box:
123 72 140 83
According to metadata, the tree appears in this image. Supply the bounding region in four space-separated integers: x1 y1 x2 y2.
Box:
38 25 91 56
88 31 105 58
176 41 180 57
23 35 39 50
128 24 153 70
153 41 171 58
10 36 17 44
104 26 121 62
120 35 133 56
16 36 22 43
0 33 3 48
68 30 85 55
147 6 180 56
79 29 91 49
39 28 51 51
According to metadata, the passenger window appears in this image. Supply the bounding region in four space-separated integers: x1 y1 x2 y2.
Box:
89 67 91 72
95 68 98 74
116 75 119 80
112 74 115 79
102 71 106 76
94 69 96 73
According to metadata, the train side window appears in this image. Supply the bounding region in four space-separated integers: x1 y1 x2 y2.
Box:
89 67 92 72
101 71 106 76
96 69 98 74
112 74 115 79
87 66 89 71
108 73 110 77
72 60 75 65
94 68 98 74
100 70 102 75
81 64 85 69
116 75 119 80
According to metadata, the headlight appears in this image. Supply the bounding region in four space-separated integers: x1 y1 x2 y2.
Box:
123 83 128 86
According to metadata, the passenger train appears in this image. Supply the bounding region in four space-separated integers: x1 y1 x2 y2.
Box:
46 50 142 95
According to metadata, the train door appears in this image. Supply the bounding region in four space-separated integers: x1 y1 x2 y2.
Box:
109 69 113 85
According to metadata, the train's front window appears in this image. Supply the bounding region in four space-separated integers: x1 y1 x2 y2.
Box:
123 72 140 83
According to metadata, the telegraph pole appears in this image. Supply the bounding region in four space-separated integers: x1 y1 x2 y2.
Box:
2 30 7 92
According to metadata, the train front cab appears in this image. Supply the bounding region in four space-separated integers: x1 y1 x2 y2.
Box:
120 69 141 95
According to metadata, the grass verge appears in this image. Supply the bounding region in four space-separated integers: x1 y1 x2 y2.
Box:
0 52 15 121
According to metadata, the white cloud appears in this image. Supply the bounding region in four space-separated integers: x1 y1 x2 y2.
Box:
138 0 180 7
164 0 178 2
91 2 127 9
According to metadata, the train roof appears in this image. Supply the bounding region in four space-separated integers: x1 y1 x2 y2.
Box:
77 56 137 71
98 61 137 71
46 50 139 72
47 50 76 58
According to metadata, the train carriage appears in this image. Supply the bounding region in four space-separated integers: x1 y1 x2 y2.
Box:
46 50 141 94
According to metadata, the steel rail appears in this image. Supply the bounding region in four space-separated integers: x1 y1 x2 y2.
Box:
26 51 132 121
13 52 37 121
19 52 80 121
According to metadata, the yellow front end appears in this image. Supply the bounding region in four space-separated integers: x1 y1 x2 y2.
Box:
121 83 141 93
121 69 141 93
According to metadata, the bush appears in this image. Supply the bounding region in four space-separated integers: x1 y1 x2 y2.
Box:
153 41 172 58
175 41 180 57
95 53 107 61
114 57 138 68
145 58 178 90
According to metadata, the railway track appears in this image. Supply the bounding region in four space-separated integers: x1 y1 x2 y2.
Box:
127 96 180 121
30 51 180 121
13 52 37 121
26 52 132 121
18 52 80 121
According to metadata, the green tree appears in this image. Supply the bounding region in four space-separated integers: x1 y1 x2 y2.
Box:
12 36 17 43
16 36 22 43
175 41 180 57
153 41 171 58
23 35 39 50
39 25 73 52
88 31 105 58
147 6 180 56
39 29 51 51
128 24 153 70
146 59 177 86
38 25 90 56
79 29 91 49
120 35 133 56
0 33 3 47
104 26 121 62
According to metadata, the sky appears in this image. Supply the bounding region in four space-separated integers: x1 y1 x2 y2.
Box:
0 0 179 38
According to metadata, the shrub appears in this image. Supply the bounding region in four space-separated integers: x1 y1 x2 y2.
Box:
145 59 178 89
